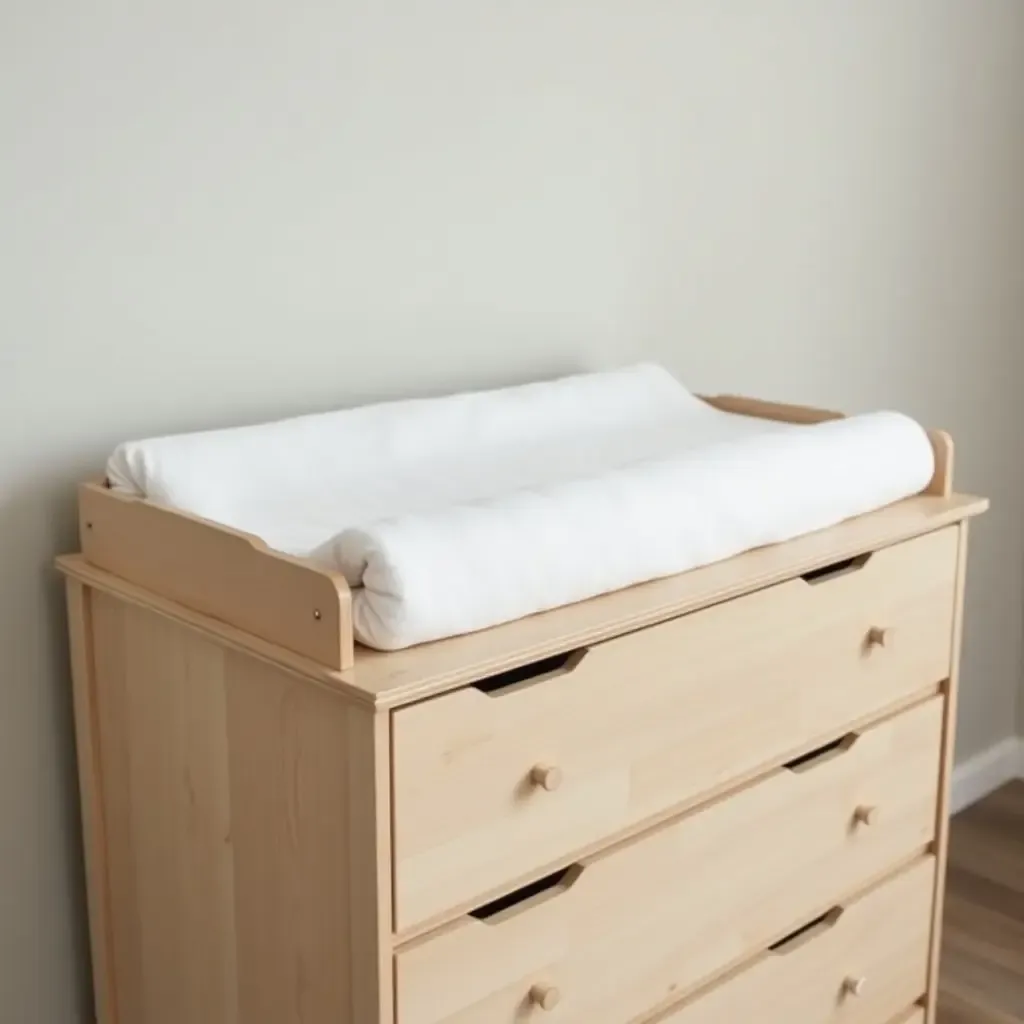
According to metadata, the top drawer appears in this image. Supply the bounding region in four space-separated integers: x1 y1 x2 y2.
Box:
392 526 958 932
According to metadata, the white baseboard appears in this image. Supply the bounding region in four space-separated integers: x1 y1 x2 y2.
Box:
950 736 1024 815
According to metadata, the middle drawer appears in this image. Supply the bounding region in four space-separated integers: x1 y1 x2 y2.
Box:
395 698 943 1024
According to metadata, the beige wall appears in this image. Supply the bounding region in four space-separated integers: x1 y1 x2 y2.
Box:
3 3 1024 1020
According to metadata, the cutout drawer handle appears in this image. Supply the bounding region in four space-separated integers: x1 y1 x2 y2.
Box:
473 649 588 696
853 805 879 827
770 906 844 955
470 865 582 923
866 626 889 649
784 733 858 774
529 984 561 1011
530 765 563 792
801 552 872 585
843 977 867 998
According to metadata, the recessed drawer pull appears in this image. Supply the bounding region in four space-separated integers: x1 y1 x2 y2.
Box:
769 905 844 956
528 984 561 1011
784 732 858 773
800 552 872 585
472 649 589 697
469 864 583 924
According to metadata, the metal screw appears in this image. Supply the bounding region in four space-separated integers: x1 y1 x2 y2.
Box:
313 609 322 620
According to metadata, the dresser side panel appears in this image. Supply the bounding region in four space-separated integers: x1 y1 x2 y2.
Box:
84 590 389 1024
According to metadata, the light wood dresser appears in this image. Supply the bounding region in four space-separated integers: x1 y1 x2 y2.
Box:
58 396 988 1024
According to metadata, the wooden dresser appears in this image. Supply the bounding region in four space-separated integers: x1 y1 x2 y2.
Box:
58 407 987 1024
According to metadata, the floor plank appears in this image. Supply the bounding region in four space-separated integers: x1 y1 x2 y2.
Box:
938 779 1024 1023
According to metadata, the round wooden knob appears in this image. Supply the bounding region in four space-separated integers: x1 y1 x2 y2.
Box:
867 626 889 648
529 984 561 1011
853 805 879 827
843 976 867 998
530 765 563 792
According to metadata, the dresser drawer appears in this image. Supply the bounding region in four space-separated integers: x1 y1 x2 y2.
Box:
392 528 957 930
657 857 935 1024
394 699 943 1024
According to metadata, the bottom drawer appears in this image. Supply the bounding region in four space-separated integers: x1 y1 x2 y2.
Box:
657 857 935 1024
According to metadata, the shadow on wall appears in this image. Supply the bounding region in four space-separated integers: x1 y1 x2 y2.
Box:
0 469 96 1021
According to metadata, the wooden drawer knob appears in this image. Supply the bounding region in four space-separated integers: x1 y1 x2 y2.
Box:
529 984 561 1011
530 765 563 792
843 976 867 998
867 626 889 648
853 805 878 827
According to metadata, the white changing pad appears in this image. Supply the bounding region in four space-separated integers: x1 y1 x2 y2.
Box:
106 365 935 651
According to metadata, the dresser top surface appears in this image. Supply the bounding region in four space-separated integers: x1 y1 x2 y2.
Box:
348 492 985 706
60 492 986 709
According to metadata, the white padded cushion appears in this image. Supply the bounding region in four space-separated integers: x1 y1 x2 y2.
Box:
107 365 935 650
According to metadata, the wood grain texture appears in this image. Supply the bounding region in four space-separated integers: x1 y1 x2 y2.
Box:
395 701 942 1024
225 652 348 1023
79 481 353 669
392 529 958 931
937 781 1024 1023
65 581 117 1024
654 858 935 1024
346 706 395 1023
701 393 844 423
91 589 145 1024
57 554 364 702
926 431 955 498
926 521 971 1023
85 590 389 1024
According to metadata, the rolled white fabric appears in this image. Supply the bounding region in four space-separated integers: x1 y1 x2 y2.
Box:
106 365 935 651
328 411 935 649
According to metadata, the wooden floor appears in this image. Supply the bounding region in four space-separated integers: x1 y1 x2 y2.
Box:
938 779 1024 1023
